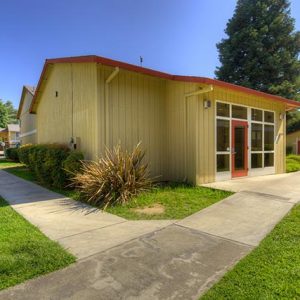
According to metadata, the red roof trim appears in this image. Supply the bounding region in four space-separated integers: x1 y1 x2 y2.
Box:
30 55 300 113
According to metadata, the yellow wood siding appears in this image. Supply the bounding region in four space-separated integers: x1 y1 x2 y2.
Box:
36 63 98 159
166 83 286 184
35 62 287 185
165 80 199 183
286 131 300 154
19 91 36 144
97 65 167 179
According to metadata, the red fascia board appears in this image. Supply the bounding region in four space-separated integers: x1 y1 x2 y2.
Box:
29 55 300 113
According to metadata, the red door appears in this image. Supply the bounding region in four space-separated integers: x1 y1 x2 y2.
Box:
232 120 248 178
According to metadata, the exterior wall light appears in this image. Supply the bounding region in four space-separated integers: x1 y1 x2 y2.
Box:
279 112 285 120
204 99 211 109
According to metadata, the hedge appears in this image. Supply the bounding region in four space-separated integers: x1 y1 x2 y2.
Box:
5 148 19 162
18 144 83 188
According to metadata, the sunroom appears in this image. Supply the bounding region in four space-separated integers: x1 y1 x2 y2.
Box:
216 101 276 181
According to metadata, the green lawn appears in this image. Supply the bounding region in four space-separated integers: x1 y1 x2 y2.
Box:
201 203 300 299
0 159 232 220
0 196 75 290
286 154 300 173
107 184 232 220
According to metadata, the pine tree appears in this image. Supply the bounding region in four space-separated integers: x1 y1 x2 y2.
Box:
4 101 18 124
0 101 9 128
216 0 300 100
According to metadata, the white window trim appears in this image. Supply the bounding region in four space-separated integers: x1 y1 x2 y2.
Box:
215 100 276 181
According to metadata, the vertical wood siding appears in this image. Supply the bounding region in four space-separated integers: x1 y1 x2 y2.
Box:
286 131 300 154
36 63 97 159
36 62 287 184
166 84 286 184
165 80 199 183
97 65 167 179
19 91 36 144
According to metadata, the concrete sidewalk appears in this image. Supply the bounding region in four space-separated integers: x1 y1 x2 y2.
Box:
0 170 299 299
202 171 300 203
0 170 174 259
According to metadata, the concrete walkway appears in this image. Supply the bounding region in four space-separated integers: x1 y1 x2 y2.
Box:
0 170 299 300
0 170 174 259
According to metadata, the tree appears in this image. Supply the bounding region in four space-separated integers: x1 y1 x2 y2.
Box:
0 99 17 128
4 101 18 124
216 0 300 100
287 110 300 132
0 101 9 128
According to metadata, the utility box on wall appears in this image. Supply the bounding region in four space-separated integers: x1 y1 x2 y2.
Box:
70 137 81 151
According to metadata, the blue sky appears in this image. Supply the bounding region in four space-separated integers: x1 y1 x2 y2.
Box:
1 0 299 108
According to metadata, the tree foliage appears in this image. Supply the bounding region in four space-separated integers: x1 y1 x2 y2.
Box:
4 101 18 124
287 110 300 133
216 0 300 100
0 101 9 128
0 99 17 128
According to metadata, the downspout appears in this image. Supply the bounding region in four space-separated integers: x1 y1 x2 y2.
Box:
105 67 119 148
184 84 213 182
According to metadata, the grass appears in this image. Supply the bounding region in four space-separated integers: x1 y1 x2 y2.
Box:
0 158 232 220
286 154 300 173
0 196 75 290
201 203 300 299
106 184 232 220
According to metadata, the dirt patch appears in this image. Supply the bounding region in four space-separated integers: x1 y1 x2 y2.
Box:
132 203 165 215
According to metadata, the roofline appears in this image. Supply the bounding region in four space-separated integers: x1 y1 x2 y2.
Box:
17 85 35 119
30 55 300 113
287 129 300 135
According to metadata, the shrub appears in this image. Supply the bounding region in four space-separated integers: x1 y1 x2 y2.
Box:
286 154 300 173
44 145 70 188
63 151 84 178
71 143 153 209
18 144 83 189
18 144 34 166
5 148 19 161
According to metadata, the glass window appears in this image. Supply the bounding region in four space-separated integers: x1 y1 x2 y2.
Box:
217 155 230 172
264 111 274 123
251 153 263 168
251 123 263 151
264 153 274 167
216 102 230 117
232 105 247 119
251 109 263 122
217 119 230 152
264 125 274 151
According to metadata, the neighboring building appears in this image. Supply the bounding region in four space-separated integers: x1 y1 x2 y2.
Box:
7 124 20 147
286 130 300 154
0 124 20 149
29 55 300 184
17 85 37 144
0 128 8 152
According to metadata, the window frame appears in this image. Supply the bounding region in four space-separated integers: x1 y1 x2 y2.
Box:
215 101 276 179
250 108 275 169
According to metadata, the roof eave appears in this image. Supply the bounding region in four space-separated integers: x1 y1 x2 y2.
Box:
29 55 300 113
